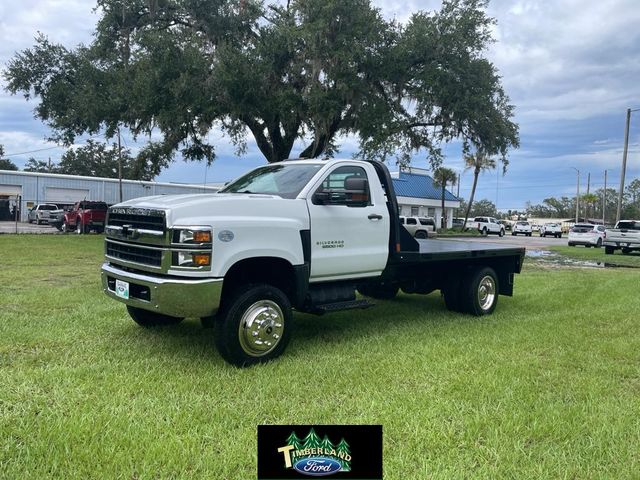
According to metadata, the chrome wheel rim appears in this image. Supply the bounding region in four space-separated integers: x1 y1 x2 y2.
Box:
238 300 284 357
477 275 496 311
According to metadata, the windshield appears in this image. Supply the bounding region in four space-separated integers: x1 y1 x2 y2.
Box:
616 221 640 230
219 163 323 199
80 202 107 210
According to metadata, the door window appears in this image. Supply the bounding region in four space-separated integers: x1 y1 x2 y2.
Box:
314 166 370 207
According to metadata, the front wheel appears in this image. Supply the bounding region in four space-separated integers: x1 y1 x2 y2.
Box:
126 305 183 327
596 238 602 248
499 229 504 237
414 230 428 239
214 284 292 367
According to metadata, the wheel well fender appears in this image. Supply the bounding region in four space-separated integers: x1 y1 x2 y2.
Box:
221 257 308 309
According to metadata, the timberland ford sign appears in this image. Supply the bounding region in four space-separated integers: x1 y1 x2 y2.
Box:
257 425 382 479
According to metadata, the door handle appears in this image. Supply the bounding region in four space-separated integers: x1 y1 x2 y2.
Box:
368 214 383 220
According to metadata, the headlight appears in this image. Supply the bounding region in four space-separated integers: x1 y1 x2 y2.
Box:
173 251 211 267
173 227 212 244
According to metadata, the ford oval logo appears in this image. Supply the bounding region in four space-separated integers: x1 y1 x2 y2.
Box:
293 457 342 476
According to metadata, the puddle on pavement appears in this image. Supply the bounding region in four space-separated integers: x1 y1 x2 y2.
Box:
525 249 640 269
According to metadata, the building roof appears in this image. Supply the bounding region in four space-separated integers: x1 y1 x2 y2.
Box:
392 170 459 202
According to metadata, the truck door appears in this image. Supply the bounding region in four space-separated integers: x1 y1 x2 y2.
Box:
306 164 389 281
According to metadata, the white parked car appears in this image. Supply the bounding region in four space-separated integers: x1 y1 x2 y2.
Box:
539 223 562 238
399 216 437 238
568 223 606 248
27 203 59 224
512 221 532 236
467 216 505 236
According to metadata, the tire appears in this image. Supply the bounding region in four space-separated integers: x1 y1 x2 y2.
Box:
55 224 63 232
527 233 532 237
126 305 183 327
61 221 69 233
568 242 574 247
414 230 428 239
622 248 631 255
596 238 602 248
214 284 292 367
358 282 399 300
482 227 488 236
458 267 499 316
442 280 463 312
77 218 85 234
511 232 516 236
605 246 614 255
498 229 504 237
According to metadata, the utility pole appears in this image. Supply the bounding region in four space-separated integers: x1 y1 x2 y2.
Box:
603 170 607 225
586 172 590 220
48 157 51 173
571 167 580 223
117 126 123 203
617 108 639 222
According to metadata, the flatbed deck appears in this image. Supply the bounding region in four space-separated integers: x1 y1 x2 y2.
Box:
397 238 525 263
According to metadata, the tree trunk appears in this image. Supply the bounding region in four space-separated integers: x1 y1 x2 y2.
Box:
463 168 480 231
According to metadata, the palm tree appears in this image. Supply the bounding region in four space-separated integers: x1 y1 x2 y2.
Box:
582 193 598 221
433 167 458 229
462 151 497 231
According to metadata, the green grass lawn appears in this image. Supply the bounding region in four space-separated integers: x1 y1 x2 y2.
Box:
1 235 639 479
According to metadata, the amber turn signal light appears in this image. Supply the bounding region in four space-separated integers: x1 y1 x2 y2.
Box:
192 254 211 266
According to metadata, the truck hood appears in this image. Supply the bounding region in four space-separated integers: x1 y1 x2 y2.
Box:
112 193 310 230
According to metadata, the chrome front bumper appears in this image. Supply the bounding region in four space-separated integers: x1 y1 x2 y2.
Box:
101 262 223 318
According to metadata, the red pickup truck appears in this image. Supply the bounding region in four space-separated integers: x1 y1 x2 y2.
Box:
63 201 108 234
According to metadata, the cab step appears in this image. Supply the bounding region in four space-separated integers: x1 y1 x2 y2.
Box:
312 299 374 314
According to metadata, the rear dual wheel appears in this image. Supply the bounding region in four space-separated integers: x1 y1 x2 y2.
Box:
442 267 499 316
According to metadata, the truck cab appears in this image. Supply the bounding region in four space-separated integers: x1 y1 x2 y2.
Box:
101 159 524 366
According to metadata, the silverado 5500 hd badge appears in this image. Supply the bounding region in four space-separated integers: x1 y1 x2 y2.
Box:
316 240 344 249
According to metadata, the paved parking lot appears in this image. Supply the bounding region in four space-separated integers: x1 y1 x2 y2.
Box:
0 221 62 234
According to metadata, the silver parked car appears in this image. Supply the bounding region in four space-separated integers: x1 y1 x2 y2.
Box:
27 204 59 224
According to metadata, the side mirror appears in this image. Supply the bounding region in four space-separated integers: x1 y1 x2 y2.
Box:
312 191 330 205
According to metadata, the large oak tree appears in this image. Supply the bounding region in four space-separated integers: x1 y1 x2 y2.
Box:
4 0 518 171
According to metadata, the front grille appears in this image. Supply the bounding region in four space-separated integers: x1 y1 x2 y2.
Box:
107 208 165 232
106 240 162 267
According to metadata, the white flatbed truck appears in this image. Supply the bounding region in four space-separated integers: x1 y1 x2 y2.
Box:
101 159 525 366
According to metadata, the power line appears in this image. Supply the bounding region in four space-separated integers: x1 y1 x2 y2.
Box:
3 146 62 157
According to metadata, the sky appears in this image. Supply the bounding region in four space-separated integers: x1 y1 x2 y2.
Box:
1 0 639 211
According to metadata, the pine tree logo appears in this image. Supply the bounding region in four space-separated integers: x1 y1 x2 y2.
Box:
277 429 352 476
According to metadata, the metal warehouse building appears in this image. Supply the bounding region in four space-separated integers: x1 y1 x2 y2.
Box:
0 170 219 222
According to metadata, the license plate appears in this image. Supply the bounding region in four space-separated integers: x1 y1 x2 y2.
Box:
621 243 629 247
115 279 129 299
